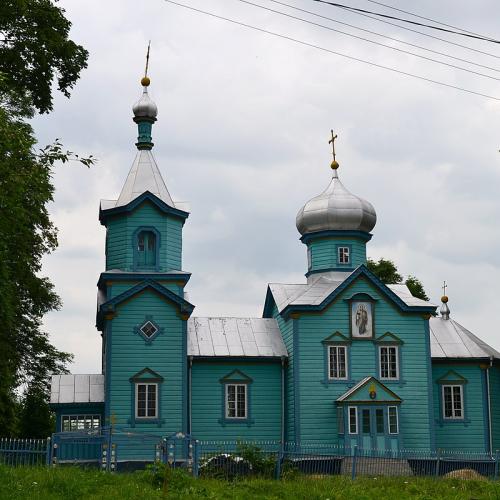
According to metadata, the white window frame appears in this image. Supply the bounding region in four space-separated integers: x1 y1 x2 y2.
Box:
379 345 399 380
328 345 348 380
388 406 399 434
61 414 101 432
348 406 358 434
225 383 247 419
338 246 350 265
135 382 158 419
442 384 464 420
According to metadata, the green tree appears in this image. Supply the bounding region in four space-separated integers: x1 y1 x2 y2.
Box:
367 258 429 301
0 0 91 436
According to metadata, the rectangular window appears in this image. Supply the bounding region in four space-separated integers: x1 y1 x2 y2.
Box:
388 406 399 434
362 409 371 434
61 415 101 432
136 383 157 418
375 408 384 434
328 345 348 380
337 407 345 434
348 407 358 434
226 384 247 419
442 385 463 419
338 246 350 265
379 346 399 380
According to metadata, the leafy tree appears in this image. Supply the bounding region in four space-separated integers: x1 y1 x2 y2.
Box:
0 0 91 436
367 258 429 301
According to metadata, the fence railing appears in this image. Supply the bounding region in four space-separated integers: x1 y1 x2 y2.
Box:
0 438 49 466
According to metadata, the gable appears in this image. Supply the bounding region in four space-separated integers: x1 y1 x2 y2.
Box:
337 376 402 404
322 331 351 344
375 332 404 344
436 370 468 384
129 367 164 382
219 369 253 384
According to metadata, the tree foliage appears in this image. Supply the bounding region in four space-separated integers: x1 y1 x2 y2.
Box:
367 258 429 301
0 0 91 436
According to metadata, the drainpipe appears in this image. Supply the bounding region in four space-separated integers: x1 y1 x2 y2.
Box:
188 356 193 435
487 356 493 454
281 357 286 444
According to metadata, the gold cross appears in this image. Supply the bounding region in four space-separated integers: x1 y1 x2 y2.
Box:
329 130 338 161
144 40 151 78
442 281 447 296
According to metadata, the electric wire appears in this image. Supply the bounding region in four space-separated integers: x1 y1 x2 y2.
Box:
362 0 496 40
234 0 500 81
163 0 500 101
311 0 500 44
309 0 500 60
266 0 500 73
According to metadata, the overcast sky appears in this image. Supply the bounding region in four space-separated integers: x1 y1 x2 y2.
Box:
35 0 500 374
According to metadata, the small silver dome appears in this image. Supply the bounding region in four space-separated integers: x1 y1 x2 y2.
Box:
296 168 377 235
133 87 158 119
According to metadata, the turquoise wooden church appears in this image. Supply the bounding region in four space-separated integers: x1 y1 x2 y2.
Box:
50 78 500 462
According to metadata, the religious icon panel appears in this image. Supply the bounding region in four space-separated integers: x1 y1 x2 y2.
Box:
351 301 374 339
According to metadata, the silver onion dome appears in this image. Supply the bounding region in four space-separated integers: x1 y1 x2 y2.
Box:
296 167 377 235
133 78 158 119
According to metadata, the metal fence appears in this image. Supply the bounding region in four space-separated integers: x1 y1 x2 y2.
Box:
0 438 49 466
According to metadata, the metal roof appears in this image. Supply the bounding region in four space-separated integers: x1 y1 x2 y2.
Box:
187 317 288 358
50 374 104 404
430 316 500 359
105 150 176 210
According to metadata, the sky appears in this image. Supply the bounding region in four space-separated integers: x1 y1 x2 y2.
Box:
35 0 500 374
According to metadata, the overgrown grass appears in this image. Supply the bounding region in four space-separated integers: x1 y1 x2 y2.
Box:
1 465 500 499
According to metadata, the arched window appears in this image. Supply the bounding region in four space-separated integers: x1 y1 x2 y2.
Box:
137 230 156 268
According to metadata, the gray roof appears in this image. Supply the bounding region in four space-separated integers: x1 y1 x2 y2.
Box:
102 150 177 210
50 374 104 404
187 317 288 358
430 316 500 359
269 275 432 314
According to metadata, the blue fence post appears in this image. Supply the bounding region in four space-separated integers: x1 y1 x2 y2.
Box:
494 450 500 481
45 437 51 466
275 449 284 480
193 440 200 478
351 445 358 480
435 448 441 477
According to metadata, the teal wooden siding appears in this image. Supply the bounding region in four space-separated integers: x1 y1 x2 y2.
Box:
107 281 184 300
106 289 185 460
489 366 500 451
293 276 433 449
272 307 295 442
105 200 183 272
307 237 366 273
190 361 282 441
432 363 488 452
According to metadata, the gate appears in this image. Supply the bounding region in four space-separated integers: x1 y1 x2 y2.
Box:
162 432 199 476
50 429 107 467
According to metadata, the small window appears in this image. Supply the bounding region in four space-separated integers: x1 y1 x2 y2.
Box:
137 230 156 268
379 346 399 380
226 384 247 419
442 385 463 419
338 246 350 265
337 407 345 434
348 407 358 434
328 345 348 380
140 321 158 339
388 406 399 434
136 383 157 418
61 415 101 432
375 408 384 433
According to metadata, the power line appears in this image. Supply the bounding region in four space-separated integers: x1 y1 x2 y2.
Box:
362 0 496 40
235 0 500 81
311 0 500 60
266 0 500 73
311 0 500 45
163 0 500 101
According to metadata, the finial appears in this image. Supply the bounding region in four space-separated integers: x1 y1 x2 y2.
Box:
329 130 339 170
440 281 450 320
141 41 151 87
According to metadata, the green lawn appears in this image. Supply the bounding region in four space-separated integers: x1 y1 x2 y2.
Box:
1 466 500 499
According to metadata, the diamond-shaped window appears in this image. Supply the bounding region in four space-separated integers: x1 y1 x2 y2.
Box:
140 321 158 339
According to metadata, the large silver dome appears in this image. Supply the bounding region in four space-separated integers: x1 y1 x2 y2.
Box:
296 168 377 235
133 87 158 119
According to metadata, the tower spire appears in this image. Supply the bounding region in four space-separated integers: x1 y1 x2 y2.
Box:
132 42 157 150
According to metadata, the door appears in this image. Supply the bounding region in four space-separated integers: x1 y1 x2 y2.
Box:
360 406 394 451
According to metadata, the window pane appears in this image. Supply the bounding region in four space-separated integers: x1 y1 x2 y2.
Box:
138 233 145 251
227 385 236 418
376 409 384 433
389 407 398 434
147 385 157 417
338 347 346 378
380 346 398 379
62 416 70 432
237 385 246 418
337 408 345 434
443 386 453 418
362 409 371 434
137 384 147 417
349 407 357 434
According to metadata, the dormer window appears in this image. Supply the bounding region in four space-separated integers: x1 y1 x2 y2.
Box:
338 246 350 265
137 230 156 268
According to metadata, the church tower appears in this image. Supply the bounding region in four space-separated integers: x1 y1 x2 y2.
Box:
96 75 194 441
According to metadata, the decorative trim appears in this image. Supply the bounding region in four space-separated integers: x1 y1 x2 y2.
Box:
305 267 355 277
322 342 352 385
132 226 161 272
97 272 191 289
129 367 164 383
300 230 373 244
218 370 254 426
321 331 351 344
376 345 402 383
128 368 165 428
436 370 468 385
375 332 404 344
437 383 467 424
134 316 163 344
348 294 376 340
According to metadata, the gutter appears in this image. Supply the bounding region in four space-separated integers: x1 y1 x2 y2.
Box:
487 356 493 454
281 357 286 444
188 356 193 435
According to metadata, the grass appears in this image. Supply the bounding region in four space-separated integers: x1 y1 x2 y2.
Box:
1 466 500 499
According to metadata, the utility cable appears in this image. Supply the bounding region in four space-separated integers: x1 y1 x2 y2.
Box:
163 0 500 101
266 0 500 73
311 0 500 45
234 0 500 81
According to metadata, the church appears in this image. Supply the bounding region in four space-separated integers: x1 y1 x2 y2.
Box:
50 76 500 462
